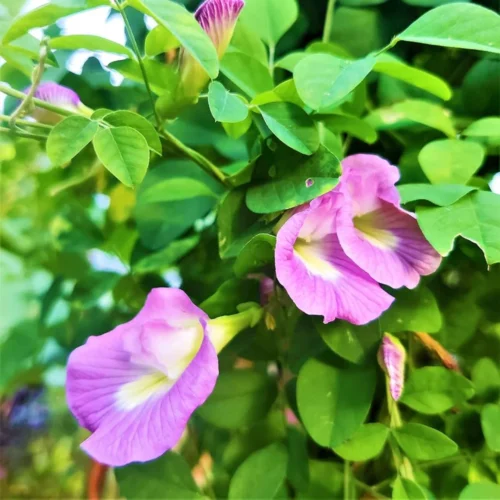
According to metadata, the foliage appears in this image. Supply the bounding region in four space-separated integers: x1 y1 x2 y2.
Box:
0 0 499 498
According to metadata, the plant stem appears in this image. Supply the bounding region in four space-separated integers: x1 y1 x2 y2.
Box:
9 39 48 129
0 83 75 117
0 114 53 130
354 479 390 499
344 461 352 500
160 129 228 186
323 0 336 43
115 0 161 129
0 126 49 141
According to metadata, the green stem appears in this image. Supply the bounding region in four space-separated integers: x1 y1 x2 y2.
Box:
0 126 49 141
354 479 390 499
322 0 336 43
268 44 276 76
0 114 53 130
9 39 48 128
344 461 352 500
160 129 228 186
116 0 161 129
0 83 75 117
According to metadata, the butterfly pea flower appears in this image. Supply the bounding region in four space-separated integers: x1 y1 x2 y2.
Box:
25 82 92 124
378 333 406 401
179 0 245 97
275 191 394 325
66 288 261 466
335 154 441 289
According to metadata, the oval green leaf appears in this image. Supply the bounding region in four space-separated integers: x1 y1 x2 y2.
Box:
393 423 458 460
297 358 376 448
47 116 98 166
259 102 319 155
93 126 150 188
333 423 390 461
418 139 485 185
208 81 249 123
49 35 135 58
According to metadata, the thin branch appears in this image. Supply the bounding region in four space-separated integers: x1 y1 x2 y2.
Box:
0 83 75 117
9 39 49 129
322 0 336 43
115 0 161 129
0 126 49 141
0 114 53 130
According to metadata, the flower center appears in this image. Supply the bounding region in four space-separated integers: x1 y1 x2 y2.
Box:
294 238 339 280
353 211 398 249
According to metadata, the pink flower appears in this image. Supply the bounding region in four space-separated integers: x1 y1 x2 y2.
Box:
179 0 244 97
65 288 262 466
275 154 441 325
25 82 91 124
66 289 218 466
335 155 442 289
378 333 406 401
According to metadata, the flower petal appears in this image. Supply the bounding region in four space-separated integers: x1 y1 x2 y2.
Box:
337 200 442 289
276 202 394 325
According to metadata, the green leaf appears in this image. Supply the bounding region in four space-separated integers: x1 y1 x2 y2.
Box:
233 234 276 278
115 452 202 499
208 81 249 123
463 116 500 138
398 184 476 206
472 358 500 399
396 4 500 55
230 21 268 66
144 25 179 57
416 191 500 265
393 423 458 460
459 483 500 500
401 366 475 414
481 404 500 452
239 0 299 47
46 116 98 166
48 35 135 58
318 114 378 144
297 358 376 448
246 146 340 214
228 443 288 500
316 320 380 364
294 54 375 111
133 235 200 274
333 423 390 461
135 161 220 249
418 139 485 185
286 428 310 491
103 110 162 154
374 54 452 101
129 0 219 79
93 127 149 188
392 477 429 500
259 102 320 155
3 1 105 43
365 99 456 137
139 177 217 203
198 369 277 429
221 52 274 98
4 34 58 66
380 287 442 334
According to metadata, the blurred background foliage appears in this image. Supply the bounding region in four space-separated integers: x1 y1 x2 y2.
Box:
0 0 499 498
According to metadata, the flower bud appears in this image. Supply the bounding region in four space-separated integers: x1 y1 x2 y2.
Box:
26 82 92 124
378 333 406 401
179 0 244 98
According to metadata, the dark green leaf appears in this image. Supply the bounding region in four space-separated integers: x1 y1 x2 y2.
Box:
333 423 390 461
297 358 376 448
233 234 276 278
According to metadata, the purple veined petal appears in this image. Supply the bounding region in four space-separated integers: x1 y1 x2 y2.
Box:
66 288 218 466
179 0 244 97
195 0 245 58
379 333 406 401
275 193 394 325
336 155 442 289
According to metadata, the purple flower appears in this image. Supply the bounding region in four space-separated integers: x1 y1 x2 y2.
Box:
378 333 406 401
275 154 441 325
275 192 394 325
179 0 244 97
25 82 91 124
66 288 218 466
335 155 442 289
